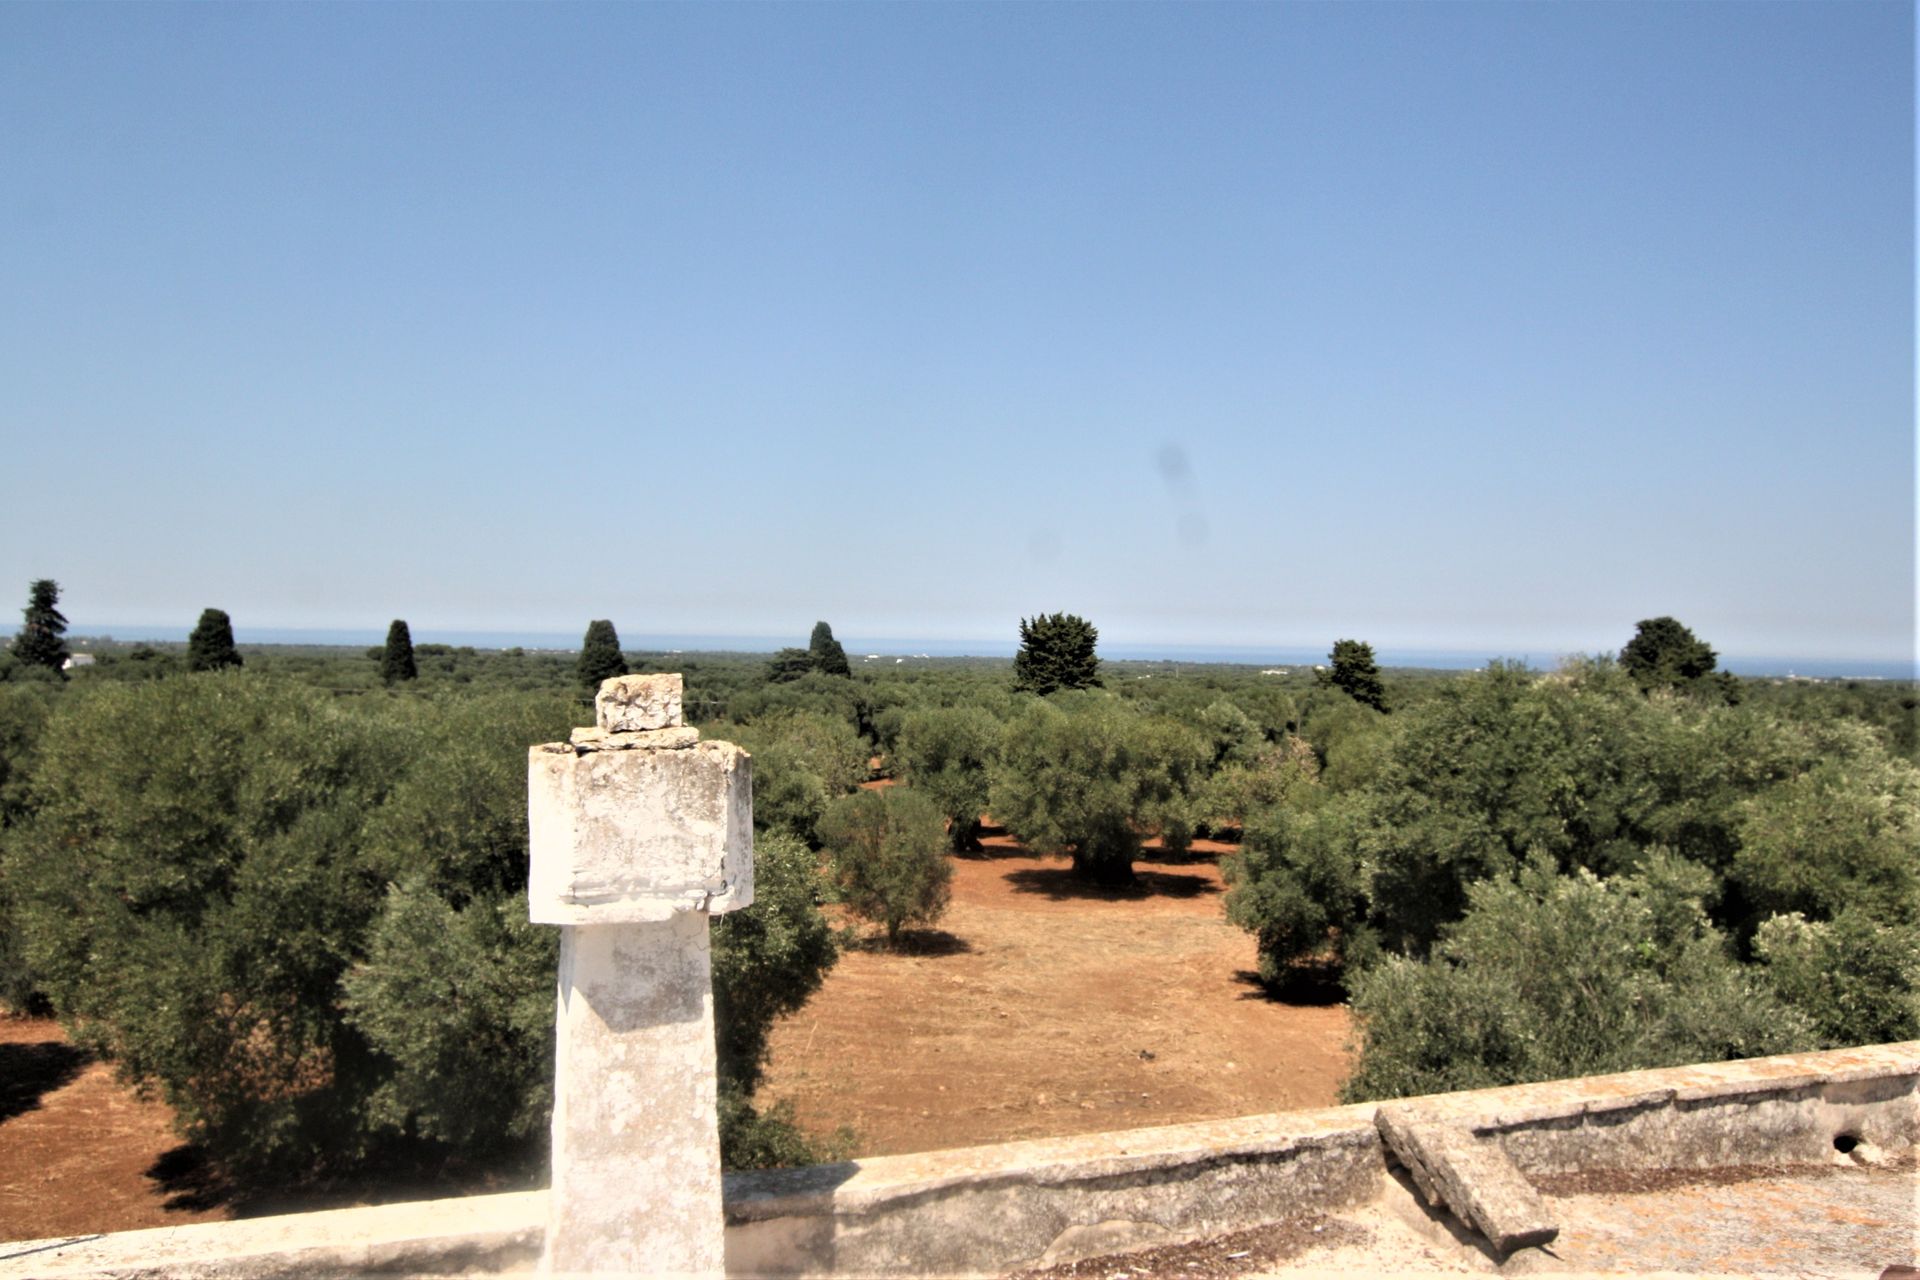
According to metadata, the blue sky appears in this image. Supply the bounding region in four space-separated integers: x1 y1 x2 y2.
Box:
2 2 1912 667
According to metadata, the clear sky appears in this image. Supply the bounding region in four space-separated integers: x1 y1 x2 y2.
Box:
3 2 1912 666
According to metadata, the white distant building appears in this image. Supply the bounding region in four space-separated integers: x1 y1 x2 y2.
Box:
62 653 96 670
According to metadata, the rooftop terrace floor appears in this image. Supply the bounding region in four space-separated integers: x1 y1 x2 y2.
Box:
1019 1156 1918 1279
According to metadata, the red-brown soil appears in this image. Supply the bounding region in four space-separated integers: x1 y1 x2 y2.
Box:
759 828 1353 1158
0 1015 227 1243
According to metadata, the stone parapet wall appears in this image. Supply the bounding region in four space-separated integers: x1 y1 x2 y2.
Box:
6 1041 1914 1280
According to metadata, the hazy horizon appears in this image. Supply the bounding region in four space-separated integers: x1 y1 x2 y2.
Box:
56 619 1916 681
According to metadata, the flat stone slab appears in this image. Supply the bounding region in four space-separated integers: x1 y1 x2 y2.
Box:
569 724 701 752
1376 1104 1559 1255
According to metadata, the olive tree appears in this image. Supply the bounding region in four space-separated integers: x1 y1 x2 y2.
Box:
818 788 952 944
1342 857 1811 1103
892 705 1001 849
989 694 1205 884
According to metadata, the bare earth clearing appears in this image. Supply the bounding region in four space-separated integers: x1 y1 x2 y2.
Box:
0 830 1351 1243
0 1016 226 1243
760 828 1352 1158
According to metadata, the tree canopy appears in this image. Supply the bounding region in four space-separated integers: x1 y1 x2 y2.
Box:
381 620 418 685
893 705 1001 850
1326 639 1387 713
818 787 952 944
576 619 627 690
990 694 1204 883
186 608 242 671
1011 613 1101 696
1620 616 1718 689
11 580 69 674
808 621 852 678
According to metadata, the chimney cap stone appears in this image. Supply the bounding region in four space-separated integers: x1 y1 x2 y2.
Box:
596 673 684 732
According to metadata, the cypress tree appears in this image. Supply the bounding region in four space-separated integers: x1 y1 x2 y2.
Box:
382 619 418 685
577 619 627 690
808 621 852 678
12 579 70 673
186 608 243 672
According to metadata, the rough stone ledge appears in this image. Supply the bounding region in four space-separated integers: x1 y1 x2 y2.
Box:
0 1189 544 1280
1404 1041 1920 1136
724 1108 1382 1223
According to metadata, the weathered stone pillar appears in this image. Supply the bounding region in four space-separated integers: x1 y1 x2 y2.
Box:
528 674 753 1276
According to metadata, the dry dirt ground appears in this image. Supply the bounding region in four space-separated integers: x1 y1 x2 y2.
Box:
0 1015 228 1243
0 828 1352 1243
759 826 1353 1158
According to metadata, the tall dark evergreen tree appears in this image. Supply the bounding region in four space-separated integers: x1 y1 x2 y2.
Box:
12 579 69 673
1327 639 1388 713
186 608 243 672
1620 616 1718 690
808 621 852 677
382 619 418 685
1011 613 1102 696
577 619 627 690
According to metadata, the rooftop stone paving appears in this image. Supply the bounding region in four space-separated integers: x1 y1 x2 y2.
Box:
1018 1155 1918 1278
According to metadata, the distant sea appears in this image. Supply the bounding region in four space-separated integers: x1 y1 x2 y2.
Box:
73 624 1917 682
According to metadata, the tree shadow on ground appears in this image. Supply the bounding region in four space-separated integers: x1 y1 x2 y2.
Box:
843 929 974 957
0 1040 91 1126
1233 964 1348 1008
953 824 1036 862
1002 867 1221 901
149 1137 547 1218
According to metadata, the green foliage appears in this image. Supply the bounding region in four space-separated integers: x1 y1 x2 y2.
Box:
892 706 1001 849
11 579 69 674
1361 660 1678 953
989 695 1205 884
711 828 842 1166
381 620 418 685
2 673 840 1174
1325 639 1387 713
819 788 953 944
765 647 817 684
186 608 243 672
1224 793 1371 980
808 621 852 678
1191 735 1320 834
576 619 627 690
342 885 557 1148
1342 857 1812 1102
0 682 59 1009
1729 741 1919 928
1755 910 1920 1048
1011 613 1101 696
722 711 868 846
1620 615 1717 690
6 677 404 1172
